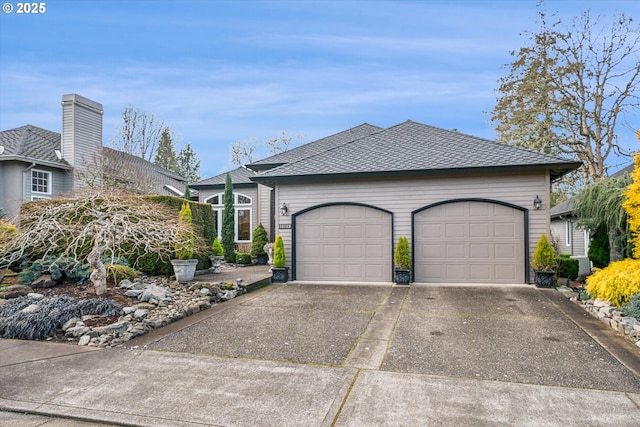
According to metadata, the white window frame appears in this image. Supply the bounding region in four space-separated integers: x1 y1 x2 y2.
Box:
31 169 51 196
206 192 253 242
565 220 572 247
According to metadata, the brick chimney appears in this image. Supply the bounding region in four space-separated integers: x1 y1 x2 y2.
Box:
61 94 103 188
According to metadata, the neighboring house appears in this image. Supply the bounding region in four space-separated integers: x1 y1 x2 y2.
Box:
195 120 580 284
549 163 634 275
550 198 589 256
0 94 188 219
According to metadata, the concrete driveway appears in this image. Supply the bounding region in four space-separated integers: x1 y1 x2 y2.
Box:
1 283 640 426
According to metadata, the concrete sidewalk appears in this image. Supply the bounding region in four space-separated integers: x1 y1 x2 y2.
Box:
1 283 640 426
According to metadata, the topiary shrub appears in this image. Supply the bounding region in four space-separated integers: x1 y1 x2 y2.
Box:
18 257 91 286
251 223 269 257
236 253 252 265
557 254 579 280
394 236 411 270
531 234 555 271
585 258 640 306
174 202 195 260
211 237 223 256
273 235 286 268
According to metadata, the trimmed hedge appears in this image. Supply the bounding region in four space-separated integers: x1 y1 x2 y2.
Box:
557 254 579 280
236 253 252 265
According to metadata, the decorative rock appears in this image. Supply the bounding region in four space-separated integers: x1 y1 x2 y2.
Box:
199 288 213 297
27 293 45 299
140 284 173 303
21 304 41 314
78 335 91 346
133 309 148 320
124 289 143 298
2 285 32 299
123 306 136 315
31 274 56 288
62 317 81 332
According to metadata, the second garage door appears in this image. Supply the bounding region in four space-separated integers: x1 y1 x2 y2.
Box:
295 204 392 282
414 200 525 284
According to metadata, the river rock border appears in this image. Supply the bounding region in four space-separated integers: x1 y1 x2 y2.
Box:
65 276 247 348
573 296 640 348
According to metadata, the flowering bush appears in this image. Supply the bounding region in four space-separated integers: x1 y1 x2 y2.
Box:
585 259 640 306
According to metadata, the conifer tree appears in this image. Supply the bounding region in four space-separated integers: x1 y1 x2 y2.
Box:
222 174 235 262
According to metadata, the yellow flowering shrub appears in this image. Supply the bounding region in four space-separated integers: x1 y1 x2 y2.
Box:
623 147 640 258
585 259 640 306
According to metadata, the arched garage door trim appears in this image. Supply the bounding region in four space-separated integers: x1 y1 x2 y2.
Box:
412 198 530 283
292 202 394 281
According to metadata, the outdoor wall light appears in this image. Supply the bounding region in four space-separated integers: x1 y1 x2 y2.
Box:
533 195 542 210
280 202 288 216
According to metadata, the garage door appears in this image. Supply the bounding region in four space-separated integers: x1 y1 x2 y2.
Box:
414 201 525 283
295 204 392 282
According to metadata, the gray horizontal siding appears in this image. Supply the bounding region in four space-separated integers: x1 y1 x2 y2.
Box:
276 171 550 282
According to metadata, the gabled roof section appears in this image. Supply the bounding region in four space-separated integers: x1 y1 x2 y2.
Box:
251 120 582 183
550 199 575 218
0 125 70 169
246 123 382 171
611 163 634 178
191 166 256 188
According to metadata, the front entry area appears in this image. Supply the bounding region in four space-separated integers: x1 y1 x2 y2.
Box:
294 204 393 282
413 200 525 283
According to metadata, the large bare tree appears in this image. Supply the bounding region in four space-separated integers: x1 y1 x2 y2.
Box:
110 105 165 162
491 6 640 197
0 190 194 295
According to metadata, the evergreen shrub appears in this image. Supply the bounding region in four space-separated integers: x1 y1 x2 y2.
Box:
251 223 269 257
621 293 640 320
212 237 223 256
18 257 91 286
273 235 286 268
236 253 252 264
394 237 411 269
588 225 610 268
557 254 579 280
531 234 555 271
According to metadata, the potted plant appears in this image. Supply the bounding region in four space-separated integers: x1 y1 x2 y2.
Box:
394 236 411 285
251 223 269 265
171 202 198 282
208 237 224 273
271 234 289 282
531 234 556 288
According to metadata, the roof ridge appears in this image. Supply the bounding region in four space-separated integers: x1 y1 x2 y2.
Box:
257 123 387 176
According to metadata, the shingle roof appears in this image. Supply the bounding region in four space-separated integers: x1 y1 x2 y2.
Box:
191 166 256 188
251 120 581 182
611 163 634 178
550 199 575 218
0 125 70 168
247 123 382 169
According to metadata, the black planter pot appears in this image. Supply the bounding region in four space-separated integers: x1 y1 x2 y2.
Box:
395 268 411 285
271 267 289 283
534 270 555 288
256 254 268 265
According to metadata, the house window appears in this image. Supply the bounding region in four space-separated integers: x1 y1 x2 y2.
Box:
206 192 253 242
565 221 572 247
31 169 51 195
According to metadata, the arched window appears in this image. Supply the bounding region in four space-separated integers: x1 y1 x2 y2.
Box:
206 192 253 242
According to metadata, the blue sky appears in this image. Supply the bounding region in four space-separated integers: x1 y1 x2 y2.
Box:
1 0 638 179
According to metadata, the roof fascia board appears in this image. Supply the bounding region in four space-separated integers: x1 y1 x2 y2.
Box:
250 162 583 184
0 155 72 170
